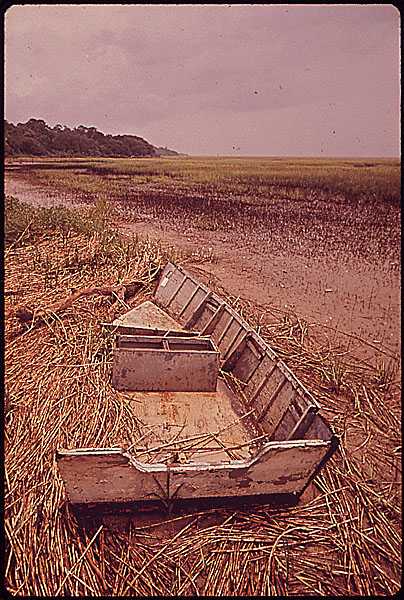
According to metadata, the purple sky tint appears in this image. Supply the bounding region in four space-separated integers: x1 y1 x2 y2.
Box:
5 4 400 156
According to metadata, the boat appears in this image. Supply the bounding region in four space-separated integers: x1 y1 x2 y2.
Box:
57 261 338 510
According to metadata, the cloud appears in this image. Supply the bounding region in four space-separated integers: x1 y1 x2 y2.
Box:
5 4 400 155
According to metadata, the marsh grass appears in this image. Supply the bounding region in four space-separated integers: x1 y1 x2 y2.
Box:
5 194 119 246
23 155 400 202
10 156 400 266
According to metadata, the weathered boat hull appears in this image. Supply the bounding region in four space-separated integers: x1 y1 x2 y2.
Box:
57 261 339 507
57 435 338 505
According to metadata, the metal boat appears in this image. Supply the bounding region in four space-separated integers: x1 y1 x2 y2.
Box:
57 262 338 509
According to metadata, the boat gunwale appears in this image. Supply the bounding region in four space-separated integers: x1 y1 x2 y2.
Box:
56 437 334 472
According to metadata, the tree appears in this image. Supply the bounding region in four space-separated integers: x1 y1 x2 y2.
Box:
5 118 162 157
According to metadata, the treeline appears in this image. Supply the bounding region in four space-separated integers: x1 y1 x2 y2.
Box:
4 118 179 157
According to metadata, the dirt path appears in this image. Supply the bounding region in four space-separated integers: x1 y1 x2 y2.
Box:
6 172 400 364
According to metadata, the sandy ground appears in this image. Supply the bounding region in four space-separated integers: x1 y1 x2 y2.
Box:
5 173 400 365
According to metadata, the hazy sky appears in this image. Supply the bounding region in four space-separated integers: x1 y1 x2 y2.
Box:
5 4 401 156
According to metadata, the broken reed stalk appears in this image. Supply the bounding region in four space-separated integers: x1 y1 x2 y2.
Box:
4 229 401 596
131 408 257 462
13 279 148 327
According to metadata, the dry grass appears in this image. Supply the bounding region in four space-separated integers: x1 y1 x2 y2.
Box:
4 198 401 596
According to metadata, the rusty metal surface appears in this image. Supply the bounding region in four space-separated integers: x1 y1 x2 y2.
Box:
168 441 331 499
112 335 220 392
56 449 166 505
57 439 331 505
112 300 184 331
119 378 256 463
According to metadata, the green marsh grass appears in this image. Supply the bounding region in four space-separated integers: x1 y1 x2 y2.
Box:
12 156 399 267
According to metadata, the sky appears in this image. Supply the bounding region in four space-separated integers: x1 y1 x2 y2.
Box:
4 3 401 156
